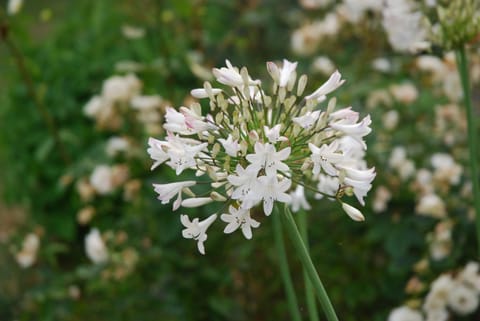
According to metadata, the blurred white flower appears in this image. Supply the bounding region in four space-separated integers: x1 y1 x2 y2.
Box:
383 110 399 130
382 0 430 53
102 74 141 103
299 0 332 10
90 165 114 195
416 193 446 218
106 136 130 157
447 284 479 315
312 56 336 76
390 83 418 104
7 0 23 15
85 228 109 264
372 185 391 213
388 306 423 321
15 233 40 268
121 25 145 39
289 185 311 212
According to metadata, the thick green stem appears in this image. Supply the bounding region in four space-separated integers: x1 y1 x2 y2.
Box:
455 46 480 258
297 211 320 321
272 211 302 321
281 206 340 321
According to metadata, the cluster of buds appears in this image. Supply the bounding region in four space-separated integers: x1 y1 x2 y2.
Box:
147 59 375 254
431 0 480 49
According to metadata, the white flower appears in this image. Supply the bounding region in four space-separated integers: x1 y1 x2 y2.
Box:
264 125 288 143
316 174 340 199
424 274 454 311
341 203 365 222
305 70 345 101
102 74 141 103
289 185 311 212
221 206 260 239
382 0 430 53
15 233 40 268
416 193 446 218
106 136 129 157
387 306 423 321
309 140 344 176
293 111 321 129
228 165 261 206
246 142 291 177
85 228 109 264
447 284 479 315
213 60 260 88
330 115 372 149
90 165 114 195
153 181 196 210
458 262 480 292
180 214 217 255
130 95 162 110
255 175 292 216
164 135 208 175
340 166 376 206
147 137 169 170
218 135 241 156
7 0 23 15
424 309 448 321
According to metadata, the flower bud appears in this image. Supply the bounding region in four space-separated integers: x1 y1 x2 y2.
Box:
341 203 365 222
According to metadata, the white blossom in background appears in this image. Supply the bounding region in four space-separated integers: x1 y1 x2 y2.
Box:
148 59 375 254
420 263 480 320
312 56 336 76
90 165 114 195
387 305 423 321
15 233 40 268
7 0 23 15
382 0 430 53
85 228 109 264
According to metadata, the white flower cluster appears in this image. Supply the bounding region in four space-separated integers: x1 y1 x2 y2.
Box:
148 59 375 254
389 262 480 321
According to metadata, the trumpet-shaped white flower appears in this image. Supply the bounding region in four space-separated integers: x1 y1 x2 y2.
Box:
340 166 376 206
218 134 241 156
293 110 321 129
279 59 298 87
246 142 291 177
153 181 196 210
147 137 169 170
305 70 345 101
180 214 217 254
213 60 260 88
255 175 292 215
221 206 260 239
264 125 288 143
289 185 311 212
309 140 344 176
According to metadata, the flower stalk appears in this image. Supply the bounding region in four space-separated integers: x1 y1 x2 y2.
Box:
297 210 320 321
455 46 480 257
272 211 302 321
281 205 340 321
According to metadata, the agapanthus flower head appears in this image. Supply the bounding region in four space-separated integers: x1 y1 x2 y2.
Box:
148 59 375 254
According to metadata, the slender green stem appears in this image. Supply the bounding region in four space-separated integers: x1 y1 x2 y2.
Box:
281 205 340 321
297 210 320 321
455 46 480 258
272 211 302 321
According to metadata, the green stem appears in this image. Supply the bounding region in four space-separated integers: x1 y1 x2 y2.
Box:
272 211 302 321
297 211 320 321
281 205 340 321
455 46 480 257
